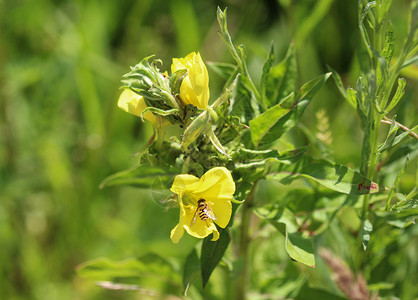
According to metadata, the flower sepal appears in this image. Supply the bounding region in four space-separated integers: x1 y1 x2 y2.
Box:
122 56 179 110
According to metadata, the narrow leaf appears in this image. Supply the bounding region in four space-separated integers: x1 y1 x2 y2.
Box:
260 42 276 107
378 116 399 153
201 228 230 288
181 110 209 150
386 155 410 210
77 254 179 284
257 207 315 267
347 88 358 109
141 107 178 119
206 124 228 156
382 22 394 65
183 248 200 296
286 232 315 268
360 219 373 250
250 73 330 148
385 78 406 112
170 69 187 96
327 65 347 99
99 165 176 189
266 155 385 195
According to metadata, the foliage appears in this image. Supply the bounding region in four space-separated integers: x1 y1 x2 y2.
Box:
1 0 416 300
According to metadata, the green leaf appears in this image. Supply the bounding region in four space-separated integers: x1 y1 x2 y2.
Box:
382 21 394 65
141 107 178 119
256 206 315 267
210 75 239 109
327 65 347 99
286 232 316 268
347 88 358 109
200 228 231 288
250 73 331 148
379 122 417 154
217 116 249 145
381 141 418 179
230 76 255 123
386 155 410 210
217 7 261 112
360 219 373 250
265 43 297 107
378 116 399 153
385 78 406 112
99 164 177 189
170 68 187 96
216 7 244 73
205 124 227 156
77 257 145 279
401 55 418 69
183 248 200 296
249 93 302 148
390 198 418 213
266 155 385 195
77 253 180 285
181 110 209 150
260 42 275 108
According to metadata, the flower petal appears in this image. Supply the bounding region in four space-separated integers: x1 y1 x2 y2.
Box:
170 194 187 243
210 198 232 228
171 52 209 109
170 223 184 243
194 167 235 200
117 89 156 123
170 174 200 195
210 228 220 241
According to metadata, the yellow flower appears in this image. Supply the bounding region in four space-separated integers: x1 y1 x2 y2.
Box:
170 167 235 243
117 89 157 124
171 52 209 109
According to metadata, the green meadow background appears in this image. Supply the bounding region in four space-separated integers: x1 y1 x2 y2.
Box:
1 0 416 299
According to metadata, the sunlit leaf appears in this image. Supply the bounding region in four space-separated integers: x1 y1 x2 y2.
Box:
99 164 177 189
266 156 385 195
286 232 315 268
260 42 275 109
385 78 406 112
265 43 297 107
256 206 315 267
327 65 348 102
382 21 394 65
360 219 373 250
250 73 331 148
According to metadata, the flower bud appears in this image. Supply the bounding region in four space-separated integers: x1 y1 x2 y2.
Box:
171 52 209 109
181 110 209 150
117 89 157 124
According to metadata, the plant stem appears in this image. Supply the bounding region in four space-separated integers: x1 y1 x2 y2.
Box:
236 182 257 300
362 113 381 220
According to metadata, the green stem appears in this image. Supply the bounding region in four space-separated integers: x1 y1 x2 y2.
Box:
236 182 258 300
362 114 381 220
155 117 166 149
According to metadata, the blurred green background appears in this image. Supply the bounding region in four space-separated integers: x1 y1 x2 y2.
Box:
1 0 416 299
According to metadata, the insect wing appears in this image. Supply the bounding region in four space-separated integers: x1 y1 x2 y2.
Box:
204 204 217 221
190 207 199 227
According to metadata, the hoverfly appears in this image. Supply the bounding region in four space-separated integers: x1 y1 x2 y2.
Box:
190 199 217 226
